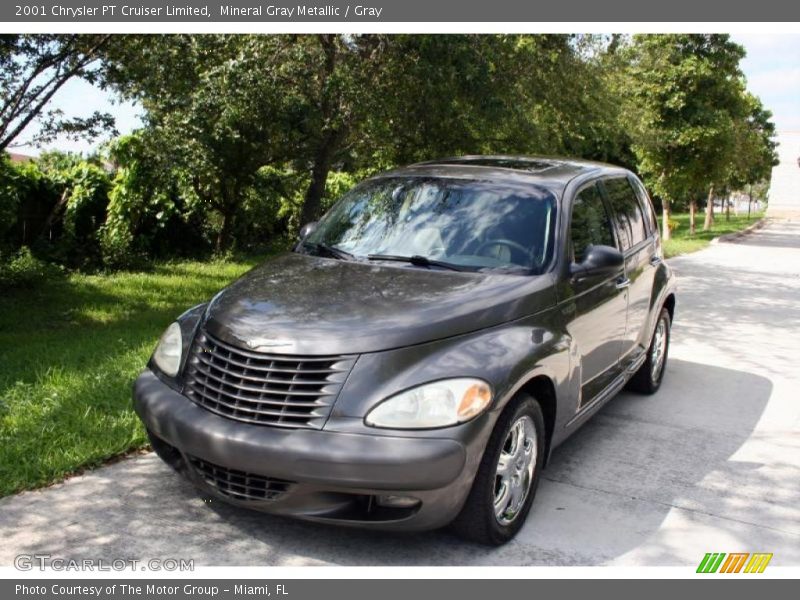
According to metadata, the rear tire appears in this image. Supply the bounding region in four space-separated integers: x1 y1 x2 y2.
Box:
627 307 671 394
450 394 545 546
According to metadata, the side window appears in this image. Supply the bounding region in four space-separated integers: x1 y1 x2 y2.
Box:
570 183 616 263
629 176 657 236
603 177 647 250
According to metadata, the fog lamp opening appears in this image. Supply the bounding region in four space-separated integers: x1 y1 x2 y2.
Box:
375 494 421 509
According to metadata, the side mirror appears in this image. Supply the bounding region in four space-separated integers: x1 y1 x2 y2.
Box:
298 221 318 241
570 245 624 279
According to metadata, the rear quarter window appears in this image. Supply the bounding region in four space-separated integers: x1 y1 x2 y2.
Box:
602 177 648 250
628 176 658 236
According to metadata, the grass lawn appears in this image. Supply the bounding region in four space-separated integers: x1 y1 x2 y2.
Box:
0 256 264 497
661 210 764 258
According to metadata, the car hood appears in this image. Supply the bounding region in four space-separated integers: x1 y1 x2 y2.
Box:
203 252 555 355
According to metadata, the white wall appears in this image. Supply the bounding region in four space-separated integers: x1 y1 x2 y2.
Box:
768 131 800 217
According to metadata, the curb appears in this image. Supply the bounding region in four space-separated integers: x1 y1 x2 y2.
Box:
710 217 767 245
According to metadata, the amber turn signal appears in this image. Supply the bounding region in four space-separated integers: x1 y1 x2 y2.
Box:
457 382 493 420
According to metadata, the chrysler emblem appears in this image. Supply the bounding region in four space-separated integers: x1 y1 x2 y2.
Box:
245 337 292 349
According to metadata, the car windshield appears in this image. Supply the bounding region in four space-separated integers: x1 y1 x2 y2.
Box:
302 177 557 274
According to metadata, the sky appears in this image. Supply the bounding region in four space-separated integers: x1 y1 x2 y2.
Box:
731 33 800 133
13 79 143 156
12 33 800 157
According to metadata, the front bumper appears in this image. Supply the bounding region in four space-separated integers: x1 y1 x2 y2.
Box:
133 370 489 530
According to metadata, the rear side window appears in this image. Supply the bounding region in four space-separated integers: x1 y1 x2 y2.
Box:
570 183 616 263
602 177 647 250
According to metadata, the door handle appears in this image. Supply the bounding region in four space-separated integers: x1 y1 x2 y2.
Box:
650 256 662 266
615 277 631 290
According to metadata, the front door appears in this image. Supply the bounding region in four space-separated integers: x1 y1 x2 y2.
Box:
562 182 628 406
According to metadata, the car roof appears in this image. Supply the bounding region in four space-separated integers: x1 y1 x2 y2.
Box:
372 155 630 193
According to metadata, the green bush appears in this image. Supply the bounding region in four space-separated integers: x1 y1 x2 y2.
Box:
98 226 146 270
0 247 63 289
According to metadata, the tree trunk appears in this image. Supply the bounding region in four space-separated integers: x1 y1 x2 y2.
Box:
298 35 344 228
662 198 671 241
747 185 752 219
39 187 70 241
216 209 235 253
725 194 731 221
689 198 697 235
299 129 341 227
703 185 715 231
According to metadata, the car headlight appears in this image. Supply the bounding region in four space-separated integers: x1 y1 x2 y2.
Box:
152 322 183 377
365 378 492 429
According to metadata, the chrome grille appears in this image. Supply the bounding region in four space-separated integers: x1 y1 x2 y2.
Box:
188 454 293 501
183 330 356 429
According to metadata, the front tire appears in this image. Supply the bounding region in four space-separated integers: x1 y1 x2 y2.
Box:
627 307 671 394
450 394 545 545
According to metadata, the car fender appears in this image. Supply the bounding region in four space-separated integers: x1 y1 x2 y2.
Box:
329 306 572 435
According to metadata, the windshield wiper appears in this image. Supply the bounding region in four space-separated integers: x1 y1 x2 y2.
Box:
366 254 465 272
301 241 355 261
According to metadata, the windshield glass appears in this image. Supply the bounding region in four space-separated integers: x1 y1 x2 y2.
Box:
304 177 557 273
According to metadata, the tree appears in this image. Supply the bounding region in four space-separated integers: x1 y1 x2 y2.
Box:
0 35 115 152
103 35 397 250
102 34 629 247
293 34 632 223
622 35 749 240
104 35 309 251
286 35 393 226
724 93 778 214
375 35 630 166
36 150 87 239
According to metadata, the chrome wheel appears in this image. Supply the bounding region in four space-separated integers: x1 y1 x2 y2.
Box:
650 317 668 383
493 415 537 525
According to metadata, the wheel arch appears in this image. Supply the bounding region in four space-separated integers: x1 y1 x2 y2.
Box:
663 292 676 322
517 374 557 466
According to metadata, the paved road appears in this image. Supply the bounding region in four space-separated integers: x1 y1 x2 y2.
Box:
2 220 799 567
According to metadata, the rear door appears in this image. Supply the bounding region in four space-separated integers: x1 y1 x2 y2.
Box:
599 176 658 362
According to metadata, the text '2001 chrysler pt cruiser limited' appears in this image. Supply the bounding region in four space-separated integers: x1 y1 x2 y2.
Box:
134 156 676 545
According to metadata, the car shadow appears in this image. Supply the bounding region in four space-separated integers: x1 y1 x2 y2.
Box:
520 358 773 564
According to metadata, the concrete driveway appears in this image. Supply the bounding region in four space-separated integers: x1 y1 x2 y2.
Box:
2 220 799 567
